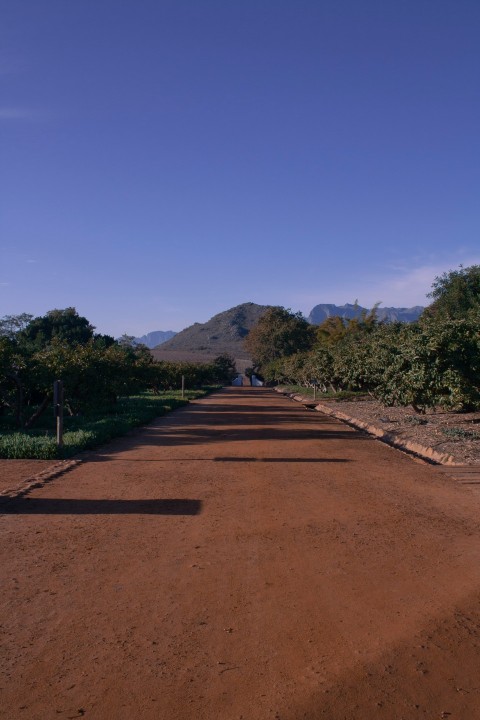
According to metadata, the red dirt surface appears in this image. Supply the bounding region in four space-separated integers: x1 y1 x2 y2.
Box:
0 461 60 495
2 387 480 719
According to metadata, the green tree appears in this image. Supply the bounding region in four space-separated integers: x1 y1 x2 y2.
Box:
0 313 34 340
18 308 95 350
0 336 26 425
315 306 379 347
244 307 315 370
117 334 138 348
211 354 237 384
315 315 348 346
424 265 480 320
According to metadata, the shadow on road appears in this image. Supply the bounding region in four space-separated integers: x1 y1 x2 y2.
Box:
136 425 361 446
81 456 352 463
0 498 202 515
213 457 351 463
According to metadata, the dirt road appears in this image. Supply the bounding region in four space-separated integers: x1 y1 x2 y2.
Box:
2 387 480 719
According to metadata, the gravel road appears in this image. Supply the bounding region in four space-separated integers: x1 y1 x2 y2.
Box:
2 387 480 719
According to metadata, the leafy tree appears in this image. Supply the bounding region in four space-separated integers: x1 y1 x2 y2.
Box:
364 319 480 412
0 336 26 425
424 265 480 320
315 315 349 346
18 308 95 350
244 307 315 370
27 339 155 418
211 354 237 384
0 313 34 340
315 306 379 347
305 346 337 392
93 333 116 349
117 334 138 348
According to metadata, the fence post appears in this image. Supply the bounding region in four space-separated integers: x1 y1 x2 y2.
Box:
53 379 64 448
181 375 185 399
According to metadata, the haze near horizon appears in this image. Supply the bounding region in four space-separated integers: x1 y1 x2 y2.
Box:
1 1 479 336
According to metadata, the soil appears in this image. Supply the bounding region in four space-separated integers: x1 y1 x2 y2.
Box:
2 387 480 719
311 396 480 465
0 460 60 495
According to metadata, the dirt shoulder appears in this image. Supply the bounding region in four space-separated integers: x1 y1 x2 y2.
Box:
2 388 480 719
277 388 480 465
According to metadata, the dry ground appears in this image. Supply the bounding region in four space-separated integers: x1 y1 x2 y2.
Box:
2 387 480 719
310 396 480 466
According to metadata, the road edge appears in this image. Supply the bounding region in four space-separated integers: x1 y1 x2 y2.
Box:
274 388 456 466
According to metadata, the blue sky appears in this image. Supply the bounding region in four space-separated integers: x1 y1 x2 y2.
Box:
1 0 479 336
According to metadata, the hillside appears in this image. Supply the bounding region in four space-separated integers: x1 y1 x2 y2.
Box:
151 302 270 370
308 303 424 325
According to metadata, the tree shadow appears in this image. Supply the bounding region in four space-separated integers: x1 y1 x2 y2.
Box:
134 424 362 447
0 498 202 515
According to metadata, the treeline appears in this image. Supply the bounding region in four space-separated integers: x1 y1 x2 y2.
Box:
245 266 480 413
0 308 236 428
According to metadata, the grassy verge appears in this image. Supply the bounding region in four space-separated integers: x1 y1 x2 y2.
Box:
276 385 367 401
0 388 219 460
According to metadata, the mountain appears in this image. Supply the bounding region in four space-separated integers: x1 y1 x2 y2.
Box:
151 302 270 371
134 330 176 348
308 303 424 325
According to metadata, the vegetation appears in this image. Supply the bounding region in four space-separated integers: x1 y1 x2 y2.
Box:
0 308 236 458
440 426 480 441
245 267 480 413
244 306 316 368
0 390 213 459
424 265 480 321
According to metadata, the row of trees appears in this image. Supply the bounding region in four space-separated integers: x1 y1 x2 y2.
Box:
0 308 236 427
244 266 480 412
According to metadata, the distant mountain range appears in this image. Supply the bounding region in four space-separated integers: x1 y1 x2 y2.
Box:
134 330 177 349
308 303 424 325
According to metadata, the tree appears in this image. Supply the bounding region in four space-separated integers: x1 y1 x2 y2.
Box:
0 313 34 340
211 354 237 384
315 306 379 347
18 308 95 350
27 338 155 418
315 315 348 346
0 336 26 425
244 307 315 370
117 334 138 348
366 318 480 412
424 265 480 320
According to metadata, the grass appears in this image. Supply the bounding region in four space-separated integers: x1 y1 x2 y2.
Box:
404 414 428 426
441 426 480 441
0 388 219 459
277 384 366 401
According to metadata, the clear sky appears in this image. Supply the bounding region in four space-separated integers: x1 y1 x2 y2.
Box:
1 0 479 337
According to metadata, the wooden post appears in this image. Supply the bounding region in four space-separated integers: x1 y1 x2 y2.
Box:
313 384 316 401
181 375 185 399
53 379 64 447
